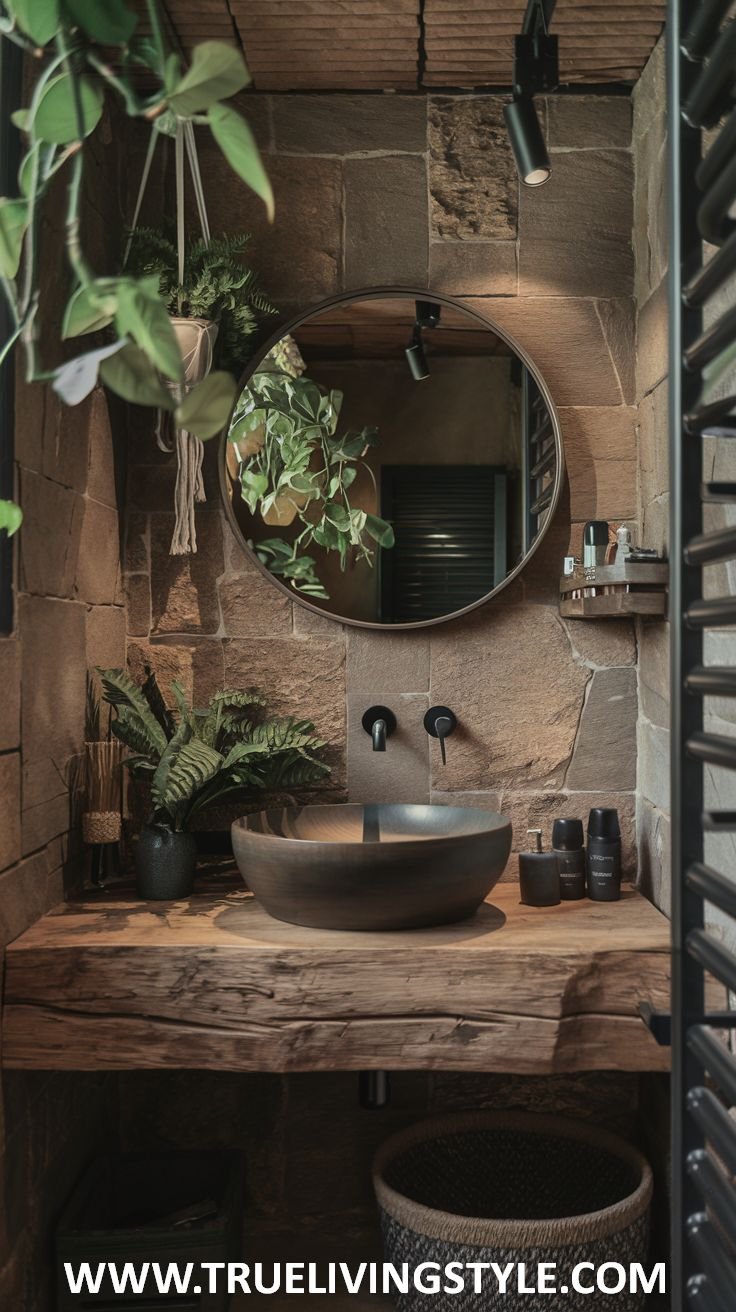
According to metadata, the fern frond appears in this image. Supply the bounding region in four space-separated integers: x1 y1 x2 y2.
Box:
211 689 267 710
141 665 175 739
151 719 193 813
111 707 166 761
160 739 224 811
99 668 168 758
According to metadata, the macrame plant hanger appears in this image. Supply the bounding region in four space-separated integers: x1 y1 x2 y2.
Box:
127 121 216 555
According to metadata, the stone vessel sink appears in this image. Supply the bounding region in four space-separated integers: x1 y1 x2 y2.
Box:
231 803 512 931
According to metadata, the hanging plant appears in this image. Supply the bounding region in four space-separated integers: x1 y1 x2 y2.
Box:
0 0 275 529
125 228 277 376
230 370 395 599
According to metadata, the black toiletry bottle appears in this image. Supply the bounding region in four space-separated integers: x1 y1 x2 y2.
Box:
552 817 586 901
519 829 560 907
586 807 622 902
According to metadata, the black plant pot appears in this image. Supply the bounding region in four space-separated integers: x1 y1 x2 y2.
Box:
134 824 197 901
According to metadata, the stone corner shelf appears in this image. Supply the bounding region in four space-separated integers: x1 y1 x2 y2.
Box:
1 882 671 1075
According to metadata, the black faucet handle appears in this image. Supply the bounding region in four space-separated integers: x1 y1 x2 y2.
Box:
424 705 458 765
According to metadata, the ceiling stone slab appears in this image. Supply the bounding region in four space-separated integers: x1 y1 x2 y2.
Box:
152 0 665 90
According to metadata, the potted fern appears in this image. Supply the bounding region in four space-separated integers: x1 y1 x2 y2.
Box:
125 229 277 377
99 667 329 900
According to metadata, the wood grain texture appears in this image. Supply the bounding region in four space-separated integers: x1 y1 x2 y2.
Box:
2 883 671 1075
137 0 665 89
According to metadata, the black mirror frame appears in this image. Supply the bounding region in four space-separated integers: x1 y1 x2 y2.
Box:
218 286 565 632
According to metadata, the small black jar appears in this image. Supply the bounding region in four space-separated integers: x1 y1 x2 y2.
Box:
552 817 586 900
586 808 622 902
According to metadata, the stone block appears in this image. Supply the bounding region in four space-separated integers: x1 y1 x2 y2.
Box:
124 574 151 638
293 603 342 637
85 389 118 509
633 107 668 306
347 629 429 693
127 638 226 711
638 717 670 813
633 36 666 141
219 568 293 638
198 149 342 305
546 97 632 149
429 97 518 240
563 618 637 670
0 641 20 751
0 753 20 873
597 298 637 406
637 278 668 400
224 636 346 790
639 379 668 509
272 94 426 154
127 462 177 513
473 298 628 407
430 605 590 790
640 622 669 730
642 491 669 558
347 691 429 803
85 604 126 674
637 798 671 917
18 470 83 600
344 156 428 287
0 850 50 948
150 513 224 635
519 152 634 299
559 405 637 521
124 511 149 573
21 769 71 857
566 667 638 791
20 596 86 766
74 498 121 605
429 241 517 297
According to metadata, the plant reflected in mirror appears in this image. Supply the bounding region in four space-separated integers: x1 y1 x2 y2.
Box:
222 290 563 629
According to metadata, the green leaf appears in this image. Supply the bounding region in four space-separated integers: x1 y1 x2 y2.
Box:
33 74 103 145
151 718 193 813
175 371 236 441
208 104 274 221
168 42 250 115
11 109 29 132
0 199 27 277
52 339 125 406
6 0 59 45
64 0 137 44
0 500 22 536
115 281 182 381
98 667 169 759
99 343 175 409
63 282 117 338
365 513 395 549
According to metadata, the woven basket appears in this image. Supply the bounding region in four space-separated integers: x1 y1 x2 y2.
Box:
373 1112 653 1311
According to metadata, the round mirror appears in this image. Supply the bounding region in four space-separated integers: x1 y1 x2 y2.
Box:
221 289 563 629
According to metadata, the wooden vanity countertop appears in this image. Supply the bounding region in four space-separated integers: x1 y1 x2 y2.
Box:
1 878 671 1075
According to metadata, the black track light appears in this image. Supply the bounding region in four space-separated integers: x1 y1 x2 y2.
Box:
405 326 429 381
504 96 551 187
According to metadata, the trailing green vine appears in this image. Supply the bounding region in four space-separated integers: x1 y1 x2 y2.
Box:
0 0 274 525
230 370 395 599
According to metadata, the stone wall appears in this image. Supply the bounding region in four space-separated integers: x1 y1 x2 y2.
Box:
126 91 640 880
633 40 671 915
0 115 125 1307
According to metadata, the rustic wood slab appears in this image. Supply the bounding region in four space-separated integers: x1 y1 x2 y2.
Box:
2 882 671 1075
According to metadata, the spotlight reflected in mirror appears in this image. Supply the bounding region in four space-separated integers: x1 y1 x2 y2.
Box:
405 326 429 381
504 95 551 187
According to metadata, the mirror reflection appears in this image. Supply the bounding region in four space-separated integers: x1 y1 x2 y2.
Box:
223 292 561 627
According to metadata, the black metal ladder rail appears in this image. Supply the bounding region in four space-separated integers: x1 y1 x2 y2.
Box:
670 2 736 1308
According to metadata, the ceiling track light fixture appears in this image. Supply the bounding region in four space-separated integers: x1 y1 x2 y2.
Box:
405 300 441 381
504 0 559 188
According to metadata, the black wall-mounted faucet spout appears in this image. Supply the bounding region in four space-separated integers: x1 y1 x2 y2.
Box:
361 705 397 752
424 705 458 765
